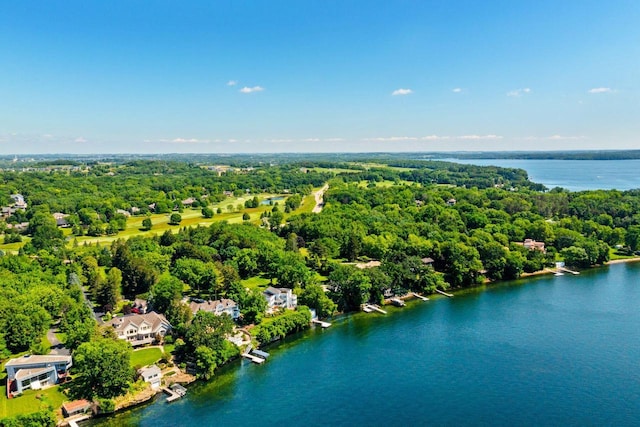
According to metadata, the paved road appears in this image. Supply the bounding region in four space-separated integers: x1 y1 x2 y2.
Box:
312 184 329 213
47 325 70 355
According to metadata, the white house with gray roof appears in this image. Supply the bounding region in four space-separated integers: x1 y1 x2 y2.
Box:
189 298 240 320
5 354 72 396
263 287 298 313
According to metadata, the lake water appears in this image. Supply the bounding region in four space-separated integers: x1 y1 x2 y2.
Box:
444 158 640 191
90 262 640 426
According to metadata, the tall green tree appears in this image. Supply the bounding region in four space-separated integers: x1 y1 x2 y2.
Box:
73 338 134 398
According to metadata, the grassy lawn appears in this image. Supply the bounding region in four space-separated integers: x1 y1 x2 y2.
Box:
163 344 175 356
130 347 163 368
609 248 638 261
0 385 66 418
241 276 272 291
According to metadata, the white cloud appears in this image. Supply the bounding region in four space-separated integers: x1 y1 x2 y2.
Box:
167 138 210 144
507 88 531 97
74 137 87 143
458 134 503 140
519 135 587 141
421 135 450 140
324 138 344 142
392 88 413 96
240 86 264 93
227 80 238 86
364 136 418 142
588 87 613 94
452 88 463 93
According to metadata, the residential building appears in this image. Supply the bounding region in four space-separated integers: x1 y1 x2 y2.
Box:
5 354 72 397
138 365 162 389
108 312 171 347
189 298 240 320
522 239 546 252
10 194 27 210
62 399 92 418
263 287 297 312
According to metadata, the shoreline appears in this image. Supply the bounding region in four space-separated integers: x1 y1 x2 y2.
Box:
82 257 640 424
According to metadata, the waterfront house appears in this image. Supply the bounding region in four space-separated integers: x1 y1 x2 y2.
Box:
108 312 171 347
521 239 546 252
189 298 240 320
62 399 92 418
263 287 298 312
138 365 162 389
5 354 72 397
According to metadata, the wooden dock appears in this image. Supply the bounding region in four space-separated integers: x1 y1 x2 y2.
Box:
558 267 580 275
435 289 454 298
390 298 406 307
163 385 186 403
241 344 267 364
312 319 332 328
412 292 429 301
242 352 265 364
251 349 270 359
364 304 387 314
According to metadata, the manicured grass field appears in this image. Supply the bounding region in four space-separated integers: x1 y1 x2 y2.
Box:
241 276 272 291
130 347 163 368
0 385 66 418
0 193 294 251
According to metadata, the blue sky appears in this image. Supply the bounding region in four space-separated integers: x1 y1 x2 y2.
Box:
1 0 638 154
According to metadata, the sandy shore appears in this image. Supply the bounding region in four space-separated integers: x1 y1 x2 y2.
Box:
605 257 640 265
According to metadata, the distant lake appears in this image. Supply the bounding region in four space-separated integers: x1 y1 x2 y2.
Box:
90 263 640 427
445 158 640 191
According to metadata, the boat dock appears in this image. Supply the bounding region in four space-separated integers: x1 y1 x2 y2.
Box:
558 267 580 275
390 298 406 307
412 292 429 301
435 289 454 298
312 319 332 328
251 349 270 359
363 304 387 314
241 344 268 364
163 384 187 403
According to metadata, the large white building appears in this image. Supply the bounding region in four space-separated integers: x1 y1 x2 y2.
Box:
108 312 172 347
5 354 72 396
189 298 240 320
263 287 298 313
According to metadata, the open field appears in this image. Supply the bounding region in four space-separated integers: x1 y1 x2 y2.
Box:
130 347 163 368
0 193 294 251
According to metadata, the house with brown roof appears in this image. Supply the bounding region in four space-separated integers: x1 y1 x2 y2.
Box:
62 399 92 418
522 239 546 252
189 298 240 320
5 354 72 397
108 312 171 347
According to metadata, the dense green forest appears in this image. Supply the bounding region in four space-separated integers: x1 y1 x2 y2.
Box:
1 156 640 423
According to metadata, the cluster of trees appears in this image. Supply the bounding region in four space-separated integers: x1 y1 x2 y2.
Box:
3 157 640 421
0 161 330 238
